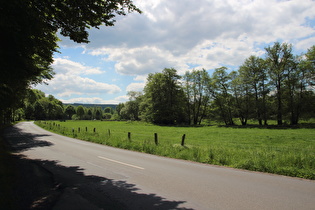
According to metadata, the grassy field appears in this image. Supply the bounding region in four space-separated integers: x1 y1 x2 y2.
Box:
35 120 315 180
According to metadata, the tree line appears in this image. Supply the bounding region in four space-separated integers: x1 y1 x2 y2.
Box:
118 42 315 126
10 89 116 121
3 42 314 126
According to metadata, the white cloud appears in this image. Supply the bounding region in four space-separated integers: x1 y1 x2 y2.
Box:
82 0 315 77
134 75 147 82
126 82 145 92
39 74 121 97
36 57 122 98
61 97 108 104
52 58 103 75
61 97 125 104
52 0 315 103
113 95 129 103
90 46 188 75
296 37 315 50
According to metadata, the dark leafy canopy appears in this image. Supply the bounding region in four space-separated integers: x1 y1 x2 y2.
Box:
0 0 141 124
23 89 64 120
239 56 268 125
265 42 294 125
143 68 186 125
30 0 141 43
183 69 211 125
304 45 315 88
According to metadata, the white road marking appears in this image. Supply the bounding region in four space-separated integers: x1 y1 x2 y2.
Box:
86 161 104 169
98 156 145 170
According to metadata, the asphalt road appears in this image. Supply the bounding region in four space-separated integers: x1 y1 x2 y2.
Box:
4 122 315 209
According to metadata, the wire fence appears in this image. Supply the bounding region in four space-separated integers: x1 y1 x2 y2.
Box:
38 121 189 146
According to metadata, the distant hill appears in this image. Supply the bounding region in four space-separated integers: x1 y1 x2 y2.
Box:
63 103 117 110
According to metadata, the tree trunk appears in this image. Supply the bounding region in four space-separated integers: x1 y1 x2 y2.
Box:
277 79 283 125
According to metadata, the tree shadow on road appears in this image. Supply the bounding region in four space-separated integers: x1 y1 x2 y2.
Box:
3 125 53 152
2 124 192 209
9 155 192 210
51 158 192 209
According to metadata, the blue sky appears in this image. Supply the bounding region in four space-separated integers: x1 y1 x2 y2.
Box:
35 0 315 104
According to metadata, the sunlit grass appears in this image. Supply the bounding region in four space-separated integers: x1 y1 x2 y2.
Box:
35 120 315 179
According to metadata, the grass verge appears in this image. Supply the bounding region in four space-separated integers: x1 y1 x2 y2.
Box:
36 120 315 180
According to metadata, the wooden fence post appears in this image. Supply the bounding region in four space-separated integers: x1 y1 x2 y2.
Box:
181 134 186 146
154 133 158 145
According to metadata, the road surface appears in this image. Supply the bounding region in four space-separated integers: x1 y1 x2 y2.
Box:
4 122 315 209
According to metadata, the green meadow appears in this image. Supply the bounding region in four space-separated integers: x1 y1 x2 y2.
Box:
35 120 315 180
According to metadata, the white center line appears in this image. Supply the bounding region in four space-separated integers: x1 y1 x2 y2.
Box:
98 156 145 170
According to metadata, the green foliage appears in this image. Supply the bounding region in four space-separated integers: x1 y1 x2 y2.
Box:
14 90 119 121
0 0 141 124
104 107 113 114
120 91 143 120
120 42 315 126
211 67 235 125
65 105 76 119
183 69 211 125
22 89 64 120
265 42 295 125
76 106 85 120
142 68 186 124
36 120 315 180
239 56 269 125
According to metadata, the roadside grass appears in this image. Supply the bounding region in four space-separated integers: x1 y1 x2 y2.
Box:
35 120 315 180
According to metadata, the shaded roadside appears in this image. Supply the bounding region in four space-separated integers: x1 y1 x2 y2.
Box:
1 123 191 210
0 126 60 209
0 133 16 209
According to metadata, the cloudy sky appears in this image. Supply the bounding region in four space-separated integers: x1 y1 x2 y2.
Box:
35 0 315 104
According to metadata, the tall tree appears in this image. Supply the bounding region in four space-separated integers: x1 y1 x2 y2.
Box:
93 107 103 120
285 46 315 124
0 0 141 124
239 56 269 125
115 103 125 119
143 68 185 124
65 105 76 120
87 108 93 120
183 69 211 125
76 106 85 120
230 71 252 125
104 107 113 114
120 91 143 120
283 56 301 124
304 45 315 90
34 101 46 120
265 42 294 125
211 67 235 125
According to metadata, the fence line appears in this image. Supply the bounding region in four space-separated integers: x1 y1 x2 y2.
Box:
37 121 189 146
